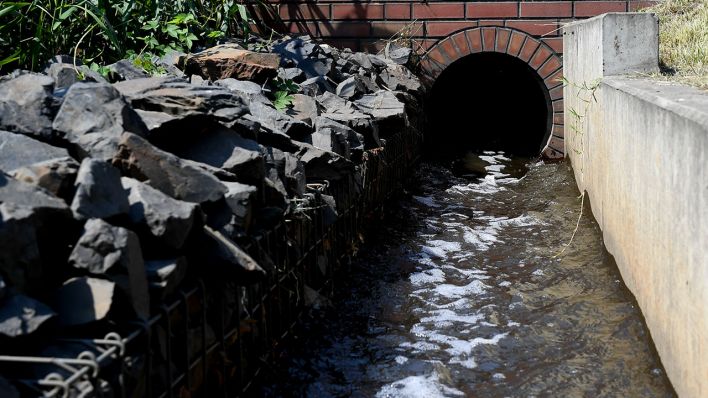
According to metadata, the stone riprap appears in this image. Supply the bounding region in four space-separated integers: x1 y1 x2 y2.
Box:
0 34 423 396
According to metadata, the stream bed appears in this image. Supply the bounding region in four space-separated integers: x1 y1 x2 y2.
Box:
260 153 676 397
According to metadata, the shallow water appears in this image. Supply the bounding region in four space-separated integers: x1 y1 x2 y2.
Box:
261 154 676 397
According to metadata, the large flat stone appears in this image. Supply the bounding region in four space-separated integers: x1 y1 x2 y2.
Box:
114 77 248 127
286 94 318 126
162 123 265 184
69 219 149 318
355 90 407 134
313 116 365 160
122 177 199 249
52 82 148 161
185 44 280 82
296 143 355 183
0 73 58 139
0 131 70 172
248 101 312 141
0 174 72 293
71 158 130 220
113 133 227 204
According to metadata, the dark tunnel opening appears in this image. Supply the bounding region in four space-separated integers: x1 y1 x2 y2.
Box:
426 52 552 159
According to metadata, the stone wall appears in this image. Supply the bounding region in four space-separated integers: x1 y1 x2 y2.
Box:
563 13 708 398
0 35 423 396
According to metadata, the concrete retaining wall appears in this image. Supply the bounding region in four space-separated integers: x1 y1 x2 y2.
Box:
564 13 708 398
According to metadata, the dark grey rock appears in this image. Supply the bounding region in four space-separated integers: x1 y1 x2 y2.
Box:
223 182 257 231
263 176 289 210
0 294 55 337
335 76 366 100
154 50 186 78
0 130 70 172
133 109 177 132
357 72 381 94
296 143 355 182
248 101 312 141
377 64 422 94
0 174 72 293
300 76 334 96
45 63 107 93
71 158 129 220
335 56 352 74
145 257 187 299
385 43 413 66
52 82 148 161
247 117 300 152
355 90 407 134
317 92 380 148
285 94 318 126
215 78 270 105
298 58 333 79
368 54 389 69
200 226 266 281
69 218 149 318
166 124 265 183
45 62 81 92
160 50 186 70
121 177 198 249
114 77 248 127
107 60 149 81
316 91 360 115
347 53 373 70
272 38 320 65
53 277 115 326
278 67 305 83
264 146 304 197
0 73 58 139
285 152 306 197
113 133 227 204
227 116 260 141
312 116 365 160
44 56 107 89
11 157 80 202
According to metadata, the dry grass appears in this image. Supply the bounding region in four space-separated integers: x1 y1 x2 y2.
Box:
644 0 708 89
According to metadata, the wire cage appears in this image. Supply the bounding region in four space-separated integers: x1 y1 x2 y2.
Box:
0 126 423 398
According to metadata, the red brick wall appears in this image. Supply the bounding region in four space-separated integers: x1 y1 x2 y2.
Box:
271 1 657 53
266 0 657 156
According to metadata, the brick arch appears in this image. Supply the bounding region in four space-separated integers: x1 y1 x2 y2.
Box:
420 27 564 159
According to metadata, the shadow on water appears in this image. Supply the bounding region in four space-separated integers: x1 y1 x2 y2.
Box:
257 152 676 397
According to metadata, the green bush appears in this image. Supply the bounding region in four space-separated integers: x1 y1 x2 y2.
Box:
0 0 269 72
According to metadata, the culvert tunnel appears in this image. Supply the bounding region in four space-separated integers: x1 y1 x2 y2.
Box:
421 27 565 159
427 52 552 158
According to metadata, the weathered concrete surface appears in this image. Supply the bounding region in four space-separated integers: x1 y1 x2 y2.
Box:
564 13 707 398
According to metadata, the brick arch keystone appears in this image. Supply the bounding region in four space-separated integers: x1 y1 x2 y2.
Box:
420 27 565 160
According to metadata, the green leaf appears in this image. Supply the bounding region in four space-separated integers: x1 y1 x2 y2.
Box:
58 5 77 20
236 4 248 21
0 49 21 69
0 3 30 19
273 91 294 111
